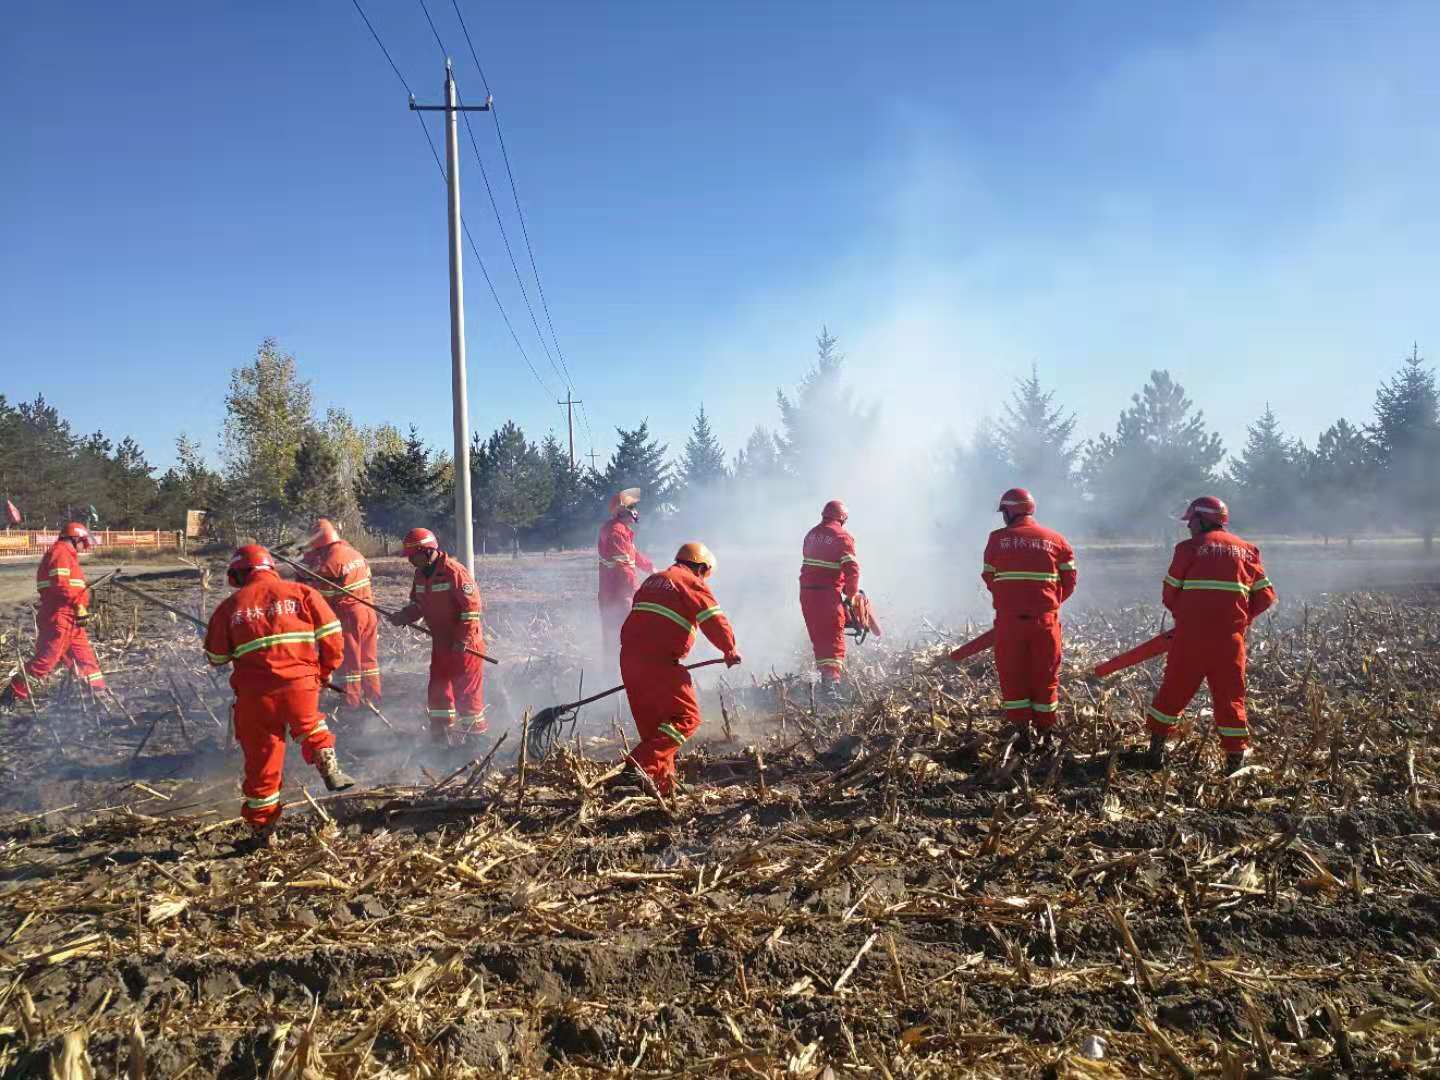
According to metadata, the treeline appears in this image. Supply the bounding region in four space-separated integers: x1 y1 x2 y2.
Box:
3 334 1436 550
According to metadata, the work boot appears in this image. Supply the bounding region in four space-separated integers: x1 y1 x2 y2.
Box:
1224 750 1247 775
1145 733 1167 770
0 685 15 711
1008 724 1034 755
1035 730 1057 759
232 820 278 853
314 747 356 792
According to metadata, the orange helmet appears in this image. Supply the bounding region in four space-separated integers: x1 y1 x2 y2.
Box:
997 488 1036 515
821 499 848 523
674 541 717 575
227 544 275 587
1181 496 1229 526
608 488 641 518
307 518 341 551
402 527 440 557
60 521 92 551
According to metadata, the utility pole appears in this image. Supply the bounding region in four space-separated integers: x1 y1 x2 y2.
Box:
586 448 602 474
411 61 491 575
557 391 582 470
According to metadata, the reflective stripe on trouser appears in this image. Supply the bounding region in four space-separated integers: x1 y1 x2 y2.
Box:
7 607 107 700
799 588 846 683
1147 630 1250 752
427 645 485 734
621 652 701 795
233 684 334 830
993 612 1062 732
337 604 381 706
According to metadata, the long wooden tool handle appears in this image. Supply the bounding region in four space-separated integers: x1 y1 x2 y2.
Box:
275 551 498 666
110 576 206 630
562 657 729 712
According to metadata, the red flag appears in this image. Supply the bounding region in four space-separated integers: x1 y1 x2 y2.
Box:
4 500 20 526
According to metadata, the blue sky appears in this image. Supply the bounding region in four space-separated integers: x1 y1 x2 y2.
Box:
4 1 1438 473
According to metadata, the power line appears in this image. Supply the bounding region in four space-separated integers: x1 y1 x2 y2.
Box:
348 0 559 403
447 0 591 447
415 0 573 397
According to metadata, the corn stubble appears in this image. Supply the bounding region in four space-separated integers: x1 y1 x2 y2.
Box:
0 574 1438 1077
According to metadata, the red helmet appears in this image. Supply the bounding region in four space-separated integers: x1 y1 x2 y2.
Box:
227 544 275 587
60 521 92 551
307 518 340 551
402 527 440 558
1181 496 1229 526
821 499 848 523
997 488 1036 515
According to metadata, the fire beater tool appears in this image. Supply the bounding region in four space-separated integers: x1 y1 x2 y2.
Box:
1092 631 1173 678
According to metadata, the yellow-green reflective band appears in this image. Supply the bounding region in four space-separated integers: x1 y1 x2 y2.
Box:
1181 579 1250 594
245 792 281 809
232 631 318 658
1164 575 1183 588
49 568 70 577
657 723 688 746
1058 561 1076 571
1217 726 1248 737
1146 704 1179 725
428 708 456 718
632 602 694 632
361 668 380 676
695 605 723 623
36 581 50 590
982 563 997 574
802 557 842 570
1002 698 1032 710
309 720 331 736
839 554 858 564
1031 701 1058 713
68 581 86 589
425 582 452 592
1252 577 1273 591
205 650 231 665
993 571 1060 582
817 658 843 669
343 674 363 682
458 611 482 621
314 621 342 640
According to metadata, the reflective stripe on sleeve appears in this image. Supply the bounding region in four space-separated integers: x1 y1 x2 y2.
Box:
631 602 694 632
839 554 858 565
1163 575 1183 589
1058 561 1077 572
314 621 343 641
982 563 997 574
1252 576 1273 592
695 605 723 623
458 612 482 621
205 650 231 666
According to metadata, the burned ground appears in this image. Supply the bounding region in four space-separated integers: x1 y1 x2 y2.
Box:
1 548 1439 1076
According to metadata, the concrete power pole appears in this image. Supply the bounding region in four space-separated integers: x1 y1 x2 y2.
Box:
411 61 491 575
558 391 582 470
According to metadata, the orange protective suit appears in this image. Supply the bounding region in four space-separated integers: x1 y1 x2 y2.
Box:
1146 530 1275 753
597 517 653 662
302 539 381 706
619 565 737 794
7 540 107 701
395 553 486 737
982 516 1077 733
798 519 861 682
203 571 343 829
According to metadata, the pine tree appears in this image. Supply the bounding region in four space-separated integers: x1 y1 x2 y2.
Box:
1369 343 1440 548
732 426 782 482
1081 370 1226 534
284 427 349 529
1227 405 1304 532
1305 419 1375 542
471 421 553 552
105 437 157 527
594 421 675 511
995 365 1078 511
356 426 446 551
0 396 80 526
533 432 594 548
775 327 876 489
677 405 729 502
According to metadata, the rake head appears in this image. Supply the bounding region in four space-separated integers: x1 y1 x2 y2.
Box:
527 704 576 761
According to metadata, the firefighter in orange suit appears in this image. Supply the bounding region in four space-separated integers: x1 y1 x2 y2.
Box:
982 489 1077 752
1146 496 1276 773
598 489 654 663
388 528 486 743
301 518 381 707
799 500 861 690
620 542 741 794
2 522 108 709
204 545 355 842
